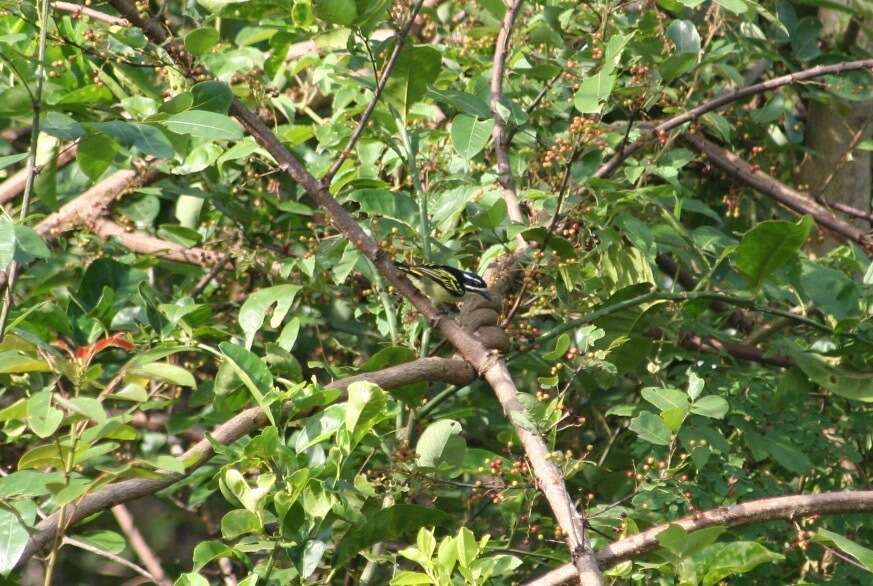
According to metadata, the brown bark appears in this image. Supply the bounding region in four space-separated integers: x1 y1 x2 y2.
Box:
524 490 873 586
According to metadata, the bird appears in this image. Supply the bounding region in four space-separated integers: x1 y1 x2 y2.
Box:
395 261 492 306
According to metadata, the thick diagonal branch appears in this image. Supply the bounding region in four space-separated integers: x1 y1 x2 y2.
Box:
524 490 873 586
594 59 873 179
683 132 873 253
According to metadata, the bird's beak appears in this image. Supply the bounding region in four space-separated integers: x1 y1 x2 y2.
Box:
477 289 493 301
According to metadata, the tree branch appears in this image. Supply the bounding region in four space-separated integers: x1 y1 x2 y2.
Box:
14 356 476 568
682 132 873 253
35 164 161 237
594 59 873 180
54 2 130 26
523 490 873 586
88 218 226 266
0 143 78 205
104 1 603 582
490 0 526 227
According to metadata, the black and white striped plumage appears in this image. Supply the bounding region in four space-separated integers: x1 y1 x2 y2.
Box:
396 261 492 305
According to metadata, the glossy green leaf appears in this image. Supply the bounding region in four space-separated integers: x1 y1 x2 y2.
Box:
0 218 51 269
415 419 465 468
450 114 494 160
734 217 813 290
313 0 357 25
0 500 36 575
812 529 873 572
164 111 243 140
629 411 672 445
335 505 452 568
384 45 442 114
239 284 301 348
185 28 219 56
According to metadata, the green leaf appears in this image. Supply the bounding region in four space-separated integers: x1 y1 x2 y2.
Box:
301 539 327 579
416 419 465 468
277 317 301 351
89 121 174 159
450 114 494 160
543 333 571 362
691 396 729 419
698 541 783 586
660 407 688 433
313 0 357 25
75 530 126 555
0 471 63 498
42 112 84 140
191 81 233 113
427 88 491 118
812 529 873 572
77 133 118 180
790 17 821 60
629 411 672 445
660 53 697 81
131 362 196 387
118 195 161 228
0 153 28 170
220 509 262 540
0 500 36 575
714 0 747 11
456 527 478 569
574 71 617 114
302 479 333 519
192 540 234 572
734 216 813 290
390 571 434 585
641 387 689 411
0 217 51 269
384 45 442 114
792 351 873 402
763 434 812 473
335 505 452 568
185 28 219 57
657 524 726 558
667 20 700 54
51 84 113 106
0 350 49 373
238 284 301 349
175 573 210 586
68 397 108 424
160 92 194 115
164 110 243 140
219 342 275 424
26 390 63 438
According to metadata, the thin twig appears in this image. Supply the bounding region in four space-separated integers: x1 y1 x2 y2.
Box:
62 536 157 581
191 253 234 297
111 504 172 586
490 0 526 228
321 0 427 183
0 0 52 341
